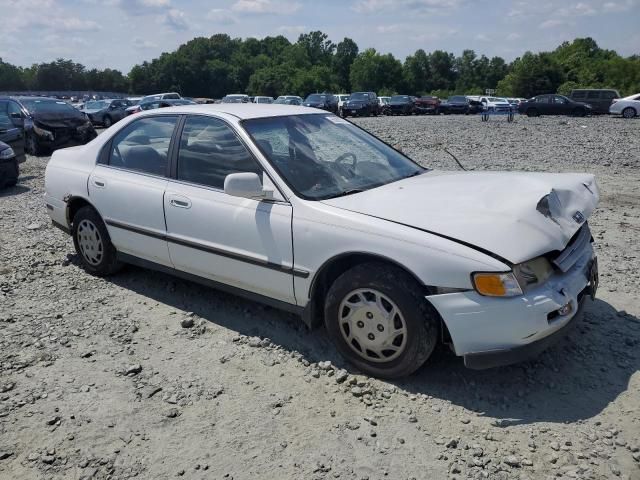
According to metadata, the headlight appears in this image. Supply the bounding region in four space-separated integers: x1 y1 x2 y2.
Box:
472 272 523 297
513 256 554 291
0 147 15 160
34 125 54 141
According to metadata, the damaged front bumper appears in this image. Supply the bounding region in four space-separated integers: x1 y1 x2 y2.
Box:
427 241 597 369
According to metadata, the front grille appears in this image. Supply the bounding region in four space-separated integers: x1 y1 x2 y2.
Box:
552 224 591 273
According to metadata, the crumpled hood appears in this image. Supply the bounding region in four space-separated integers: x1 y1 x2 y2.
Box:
322 170 599 264
33 113 87 129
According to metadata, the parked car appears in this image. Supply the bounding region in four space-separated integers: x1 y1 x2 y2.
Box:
479 96 513 113
335 94 350 116
141 92 182 102
129 99 195 115
609 92 640 118
0 140 21 188
44 104 600 378
342 92 379 117
7 96 96 155
0 98 27 171
378 96 391 108
518 94 591 117
414 96 440 115
569 89 620 114
303 93 338 114
254 96 274 104
385 95 416 115
81 99 132 128
439 95 472 114
222 94 250 104
193 98 217 104
274 96 303 106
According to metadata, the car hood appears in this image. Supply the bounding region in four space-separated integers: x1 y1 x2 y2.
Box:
321 170 599 264
81 108 105 114
32 112 87 129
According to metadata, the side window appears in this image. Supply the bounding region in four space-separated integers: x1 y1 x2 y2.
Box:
0 102 11 130
109 116 178 175
601 91 617 100
572 91 586 99
587 91 600 99
177 116 261 189
553 96 567 104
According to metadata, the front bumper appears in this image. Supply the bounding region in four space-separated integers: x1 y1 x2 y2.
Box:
37 126 96 149
427 243 597 369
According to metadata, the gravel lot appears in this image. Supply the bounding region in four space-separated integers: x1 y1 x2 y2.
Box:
1 114 639 480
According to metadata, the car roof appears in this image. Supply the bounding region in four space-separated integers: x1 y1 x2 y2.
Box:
137 103 324 119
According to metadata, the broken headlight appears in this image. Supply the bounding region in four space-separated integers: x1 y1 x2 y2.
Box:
513 256 554 291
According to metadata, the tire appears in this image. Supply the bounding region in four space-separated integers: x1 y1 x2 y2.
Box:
26 133 41 156
526 108 539 117
324 262 439 378
572 108 586 117
72 206 122 276
622 107 637 119
103 115 112 128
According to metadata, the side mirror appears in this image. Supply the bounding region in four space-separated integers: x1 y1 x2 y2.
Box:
224 172 273 200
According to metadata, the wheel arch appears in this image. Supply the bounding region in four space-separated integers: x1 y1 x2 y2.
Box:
66 195 99 226
301 252 436 329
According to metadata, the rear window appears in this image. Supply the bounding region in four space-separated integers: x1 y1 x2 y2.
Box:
163 93 181 100
601 91 618 99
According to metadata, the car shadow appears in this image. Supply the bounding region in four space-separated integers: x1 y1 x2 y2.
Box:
0 185 30 197
85 259 638 426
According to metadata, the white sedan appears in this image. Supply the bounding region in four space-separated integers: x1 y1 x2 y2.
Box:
609 93 640 118
44 104 600 378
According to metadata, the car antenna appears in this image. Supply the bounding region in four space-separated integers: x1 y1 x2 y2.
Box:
443 147 467 171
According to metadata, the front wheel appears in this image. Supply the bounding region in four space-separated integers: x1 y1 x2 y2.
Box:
526 108 539 117
572 108 586 117
622 107 637 119
103 115 112 128
26 133 42 156
72 206 122 276
324 263 439 378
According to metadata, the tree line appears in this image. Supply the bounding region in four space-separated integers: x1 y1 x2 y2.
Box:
1 34 638 98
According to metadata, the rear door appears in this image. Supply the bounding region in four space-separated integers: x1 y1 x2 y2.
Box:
164 114 296 303
0 101 26 163
88 115 179 267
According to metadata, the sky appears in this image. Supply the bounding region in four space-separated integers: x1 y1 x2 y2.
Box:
1 0 638 73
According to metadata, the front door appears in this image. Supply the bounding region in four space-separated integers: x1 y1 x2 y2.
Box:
88 115 179 267
0 101 26 163
164 114 296 304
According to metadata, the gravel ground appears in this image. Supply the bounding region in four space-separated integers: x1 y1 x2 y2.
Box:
0 114 639 480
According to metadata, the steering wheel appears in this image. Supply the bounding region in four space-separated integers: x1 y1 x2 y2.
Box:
336 152 357 167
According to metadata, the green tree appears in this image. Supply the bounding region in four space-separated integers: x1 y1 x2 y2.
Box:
296 31 335 66
333 38 359 92
350 49 404 93
497 52 565 97
403 49 429 94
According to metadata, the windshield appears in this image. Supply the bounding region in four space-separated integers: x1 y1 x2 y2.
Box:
349 93 368 101
242 114 423 200
85 100 108 109
449 96 467 102
391 95 410 102
20 99 78 115
306 94 327 102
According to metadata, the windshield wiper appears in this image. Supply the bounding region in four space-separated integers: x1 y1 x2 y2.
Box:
332 188 365 198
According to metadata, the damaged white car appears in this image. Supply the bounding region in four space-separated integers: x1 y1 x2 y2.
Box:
44 104 600 378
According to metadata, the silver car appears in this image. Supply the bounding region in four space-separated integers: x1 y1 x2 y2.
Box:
81 99 132 128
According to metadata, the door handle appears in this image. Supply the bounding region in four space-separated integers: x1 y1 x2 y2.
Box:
93 178 106 188
170 198 191 208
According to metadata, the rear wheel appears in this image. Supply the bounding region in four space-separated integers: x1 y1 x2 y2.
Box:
72 206 122 276
324 262 439 378
622 107 637 119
